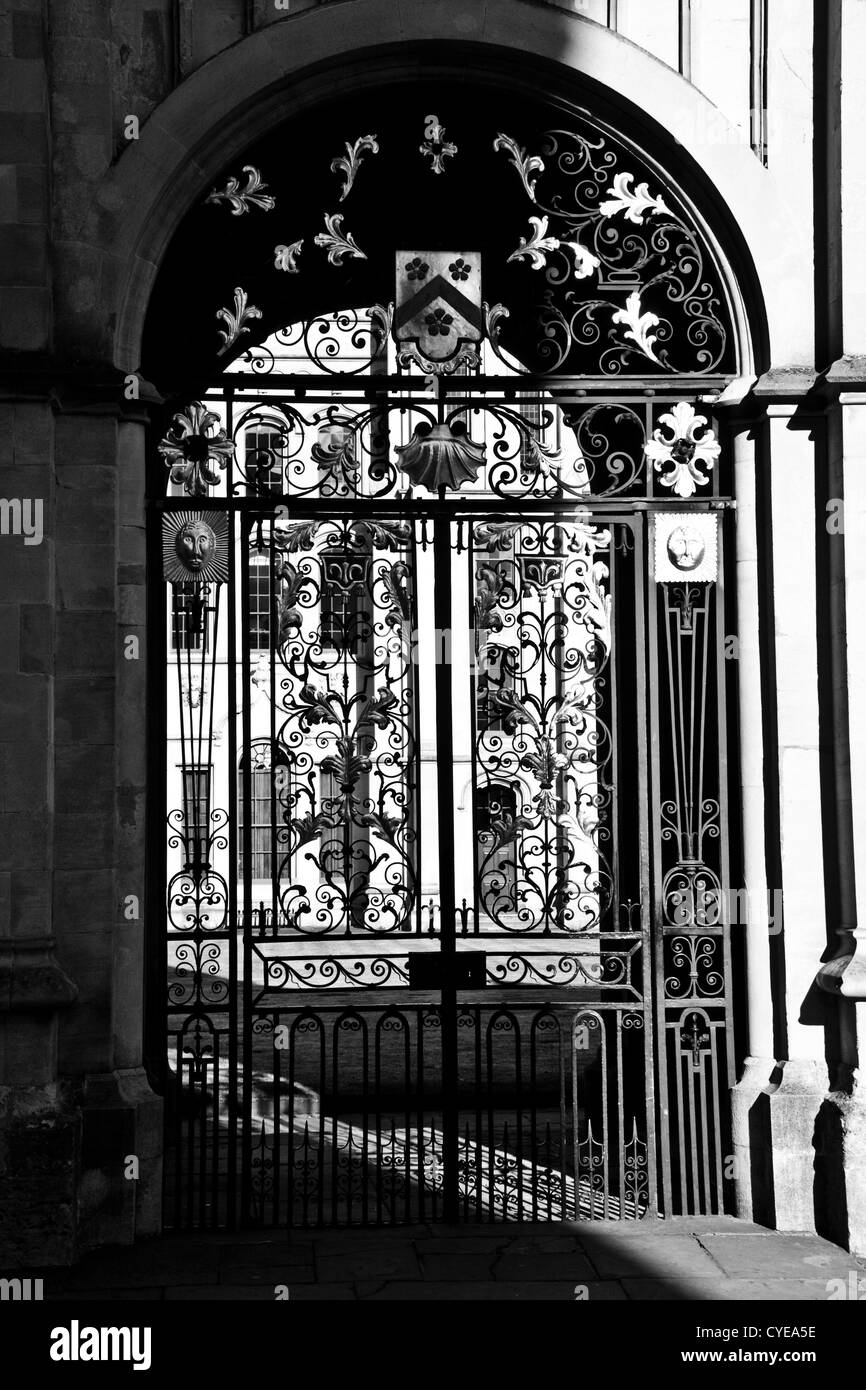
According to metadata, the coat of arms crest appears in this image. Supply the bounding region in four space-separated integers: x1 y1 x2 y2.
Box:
394 251 483 371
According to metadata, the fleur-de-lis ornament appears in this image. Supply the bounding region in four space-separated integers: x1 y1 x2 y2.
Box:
420 114 457 174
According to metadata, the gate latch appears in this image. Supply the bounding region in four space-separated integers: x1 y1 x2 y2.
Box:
408 953 487 989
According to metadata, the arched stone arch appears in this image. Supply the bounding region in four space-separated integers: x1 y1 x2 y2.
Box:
81 0 782 376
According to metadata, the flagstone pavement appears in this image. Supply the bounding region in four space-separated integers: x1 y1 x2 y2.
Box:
20 1217 866 1302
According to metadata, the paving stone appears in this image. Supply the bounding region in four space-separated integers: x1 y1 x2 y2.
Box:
696 1233 860 1280
361 1280 626 1301
581 1233 723 1279
219 1242 314 1268
422 1237 506 1254
493 1253 596 1282
280 1283 357 1300
501 1234 584 1254
50 1286 164 1300
622 1277 838 1302
166 1285 276 1301
66 1246 220 1289
316 1250 421 1282
219 1264 317 1286
311 1228 429 1256
420 1253 496 1280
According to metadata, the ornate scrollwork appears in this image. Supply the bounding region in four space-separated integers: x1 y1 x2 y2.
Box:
473 517 614 933
664 935 724 999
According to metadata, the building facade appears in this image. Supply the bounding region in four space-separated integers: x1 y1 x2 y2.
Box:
2 0 866 1265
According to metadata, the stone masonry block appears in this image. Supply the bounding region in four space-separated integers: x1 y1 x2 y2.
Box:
0 286 49 350
0 870 10 932
12 401 52 463
0 542 50 601
117 583 145 625
55 542 115 610
12 12 43 60
54 743 113 806
0 56 45 112
19 603 52 672
0 740 49 813
54 675 114 744
15 163 48 224
55 611 115 671
55 813 113 870
0 113 46 163
51 37 109 84
0 164 17 221
10 875 50 934
0 811 51 874
0 605 20 670
0 224 48 284
54 416 116 468
0 671 49 739
53 869 114 931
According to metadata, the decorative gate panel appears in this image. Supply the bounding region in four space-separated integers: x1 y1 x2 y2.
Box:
148 89 741 1224
156 366 735 1231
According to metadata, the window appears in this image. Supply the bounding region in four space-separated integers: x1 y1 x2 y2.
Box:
518 395 543 472
245 427 285 494
320 551 368 654
476 783 518 912
238 742 289 881
182 764 211 870
476 644 514 733
171 583 208 651
249 557 271 650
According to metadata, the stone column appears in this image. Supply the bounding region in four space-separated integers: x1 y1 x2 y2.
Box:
0 402 79 1268
729 419 777 1221
52 405 161 1253
763 402 829 1231
834 393 866 1255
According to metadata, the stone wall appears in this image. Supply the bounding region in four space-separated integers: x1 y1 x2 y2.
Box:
1 0 864 1263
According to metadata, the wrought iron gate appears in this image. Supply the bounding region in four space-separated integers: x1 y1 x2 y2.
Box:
155 359 735 1230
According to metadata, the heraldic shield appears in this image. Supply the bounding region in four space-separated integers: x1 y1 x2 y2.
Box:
395 251 483 370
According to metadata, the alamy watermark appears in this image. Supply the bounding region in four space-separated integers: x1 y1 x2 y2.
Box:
669 886 783 934
0 497 43 546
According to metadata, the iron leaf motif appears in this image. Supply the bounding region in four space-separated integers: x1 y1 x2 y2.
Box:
331 134 379 200
611 292 663 367
298 684 341 728
274 240 303 273
320 736 371 793
507 216 599 278
599 171 670 225
216 287 262 356
354 519 413 552
474 563 507 639
474 520 523 552
274 520 321 553
314 213 368 265
493 133 545 202
521 734 568 788
205 165 275 215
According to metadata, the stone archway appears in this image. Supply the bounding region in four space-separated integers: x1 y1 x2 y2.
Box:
141 64 765 1229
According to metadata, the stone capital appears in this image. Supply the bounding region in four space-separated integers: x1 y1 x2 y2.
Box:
0 937 78 1013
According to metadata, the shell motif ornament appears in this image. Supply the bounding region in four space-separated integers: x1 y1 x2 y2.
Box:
395 420 486 493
